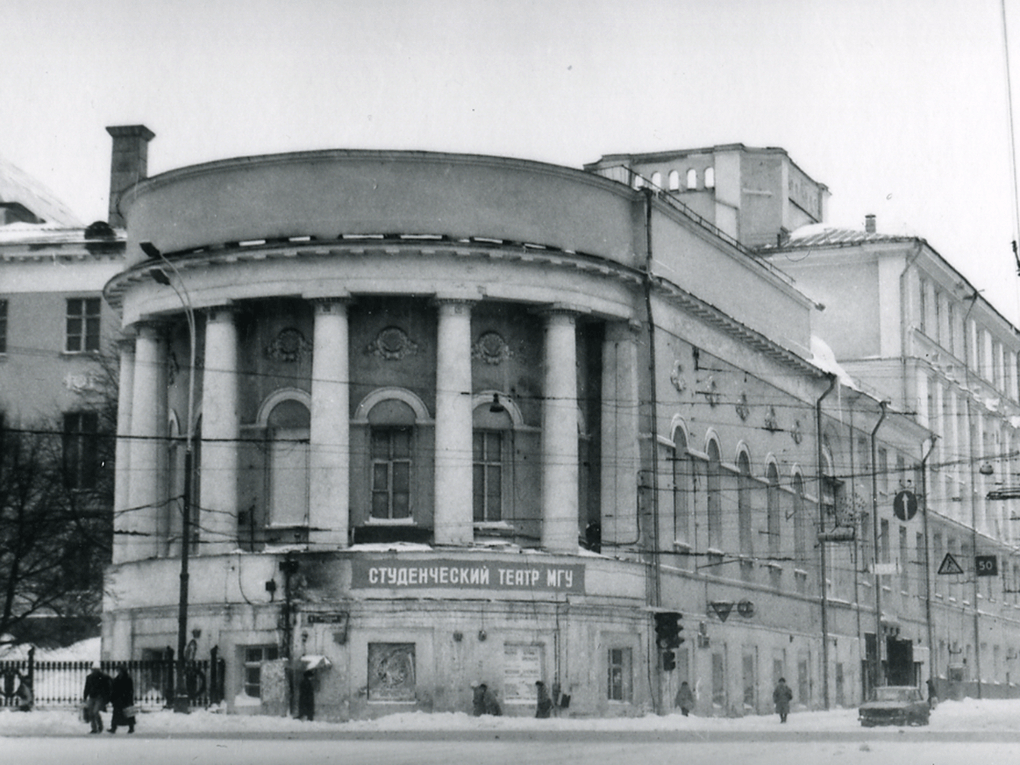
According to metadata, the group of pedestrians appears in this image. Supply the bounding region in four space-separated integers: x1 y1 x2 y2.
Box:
82 662 136 734
673 677 794 723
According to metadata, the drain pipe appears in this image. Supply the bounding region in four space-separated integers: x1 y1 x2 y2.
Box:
642 187 664 714
816 372 837 709
920 436 938 687
871 400 889 689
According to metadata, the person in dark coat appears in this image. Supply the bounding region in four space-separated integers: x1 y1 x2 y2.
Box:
482 684 502 716
298 670 315 721
108 665 136 734
14 672 33 711
472 683 487 716
772 677 793 723
82 662 112 733
535 680 553 718
675 680 695 716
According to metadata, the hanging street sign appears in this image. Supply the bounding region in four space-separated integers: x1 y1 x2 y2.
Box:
937 553 965 576
976 555 999 577
893 490 918 521
710 601 734 622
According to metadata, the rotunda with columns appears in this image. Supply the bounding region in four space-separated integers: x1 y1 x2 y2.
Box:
102 146 849 718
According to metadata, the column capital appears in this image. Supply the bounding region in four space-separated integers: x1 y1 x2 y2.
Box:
309 296 353 314
203 303 240 322
433 296 478 310
536 303 588 321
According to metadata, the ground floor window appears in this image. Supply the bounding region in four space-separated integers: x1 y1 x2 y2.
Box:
243 645 279 698
607 647 633 702
797 653 810 708
368 643 416 701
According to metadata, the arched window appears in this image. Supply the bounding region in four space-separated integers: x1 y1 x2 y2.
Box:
793 471 808 594
368 399 416 520
737 451 753 557
651 171 662 189
473 402 513 523
686 168 698 190
668 170 680 191
266 399 310 527
705 167 715 189
707 439 722 551
672 428 690 551
766 462 781 559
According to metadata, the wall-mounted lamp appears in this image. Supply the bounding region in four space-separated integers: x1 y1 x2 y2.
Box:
980 462 995 476
478 629 487 641
489 393 505 414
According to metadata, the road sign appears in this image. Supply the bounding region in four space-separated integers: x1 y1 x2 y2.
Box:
893 490 918 521
976 555 999 577
710 601 734 622
937 553 964 576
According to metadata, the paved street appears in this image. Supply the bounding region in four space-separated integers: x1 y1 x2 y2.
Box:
7 732 1020 765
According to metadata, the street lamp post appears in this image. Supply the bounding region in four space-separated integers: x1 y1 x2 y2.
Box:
145 242 196 714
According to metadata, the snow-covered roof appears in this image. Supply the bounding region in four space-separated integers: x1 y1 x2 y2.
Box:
760 222 918 250
0 154 83 227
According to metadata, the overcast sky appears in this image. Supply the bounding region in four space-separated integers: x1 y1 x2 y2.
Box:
4 0 1020 322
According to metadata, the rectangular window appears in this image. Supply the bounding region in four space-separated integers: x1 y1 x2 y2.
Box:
742 651 756 710
607 647 633 702
368 643 416 701
63 411 99 489
0 298 7 354
797 654 810 708
65 297 101 353
370 427 412 519
472 430 503 522
243 644 279 698
918 278 927 334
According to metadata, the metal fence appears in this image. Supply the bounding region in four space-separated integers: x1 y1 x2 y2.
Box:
0 658 225 710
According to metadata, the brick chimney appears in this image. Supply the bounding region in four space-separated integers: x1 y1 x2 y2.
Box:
865 213 876 234
106 125 155 228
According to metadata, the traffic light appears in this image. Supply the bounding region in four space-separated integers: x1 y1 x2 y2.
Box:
662 650 676 671
654 611 684 649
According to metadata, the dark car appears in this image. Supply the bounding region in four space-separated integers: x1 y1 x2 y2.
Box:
859 686 930 727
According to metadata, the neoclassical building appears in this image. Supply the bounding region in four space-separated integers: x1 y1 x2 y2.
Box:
102 134 932 718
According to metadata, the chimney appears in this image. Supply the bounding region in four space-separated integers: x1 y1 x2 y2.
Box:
865 214 876 234
106 125 155 228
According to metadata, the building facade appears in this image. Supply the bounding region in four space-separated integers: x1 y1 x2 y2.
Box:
763 220 1020 699
97 137 939 719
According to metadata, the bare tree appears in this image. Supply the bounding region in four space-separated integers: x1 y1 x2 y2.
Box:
0 349 116 647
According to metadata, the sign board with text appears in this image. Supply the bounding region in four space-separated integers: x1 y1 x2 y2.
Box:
352 558 585 593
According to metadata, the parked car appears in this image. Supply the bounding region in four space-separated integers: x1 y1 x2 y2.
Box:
859 686 930 727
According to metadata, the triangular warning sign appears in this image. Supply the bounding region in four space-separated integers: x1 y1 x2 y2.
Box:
710 601 734 622
938 553 964 576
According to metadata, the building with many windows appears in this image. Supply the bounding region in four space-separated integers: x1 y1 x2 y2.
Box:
762 217 1020 699
96 134 944 719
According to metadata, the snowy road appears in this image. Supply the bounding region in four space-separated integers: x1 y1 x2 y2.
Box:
5 736 1020 765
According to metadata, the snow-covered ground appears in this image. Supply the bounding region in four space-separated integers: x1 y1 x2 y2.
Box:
2 696 1020 737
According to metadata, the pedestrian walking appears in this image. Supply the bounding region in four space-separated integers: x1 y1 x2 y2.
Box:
535 680 553 718
482 684 502 716
108 665 136 734
298 670 315 721
82 662 112 734
675 680 695 716
926 677 938 710
14 672 33 711
772 677 793 723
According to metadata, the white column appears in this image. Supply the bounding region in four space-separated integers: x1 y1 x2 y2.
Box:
200 306 240 555
434 299 474 546
309 298 350 548
601 321 640 546
112 336 136 565
542 309 579 553
124 323 162 562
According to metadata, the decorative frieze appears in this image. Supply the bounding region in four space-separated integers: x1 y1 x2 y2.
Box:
265 327 313 363
365 326 421 361
472 331 513 365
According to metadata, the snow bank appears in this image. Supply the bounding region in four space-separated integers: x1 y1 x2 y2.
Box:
2 697 1019 737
